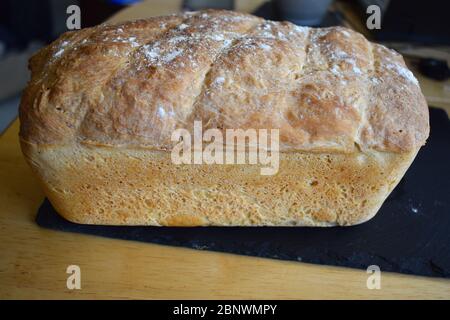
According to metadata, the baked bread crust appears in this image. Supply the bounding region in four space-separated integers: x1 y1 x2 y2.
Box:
20 141 418 226
19 10 430 226
20 9 429 152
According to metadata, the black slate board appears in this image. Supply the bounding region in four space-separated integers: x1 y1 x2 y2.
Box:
36 108 450 278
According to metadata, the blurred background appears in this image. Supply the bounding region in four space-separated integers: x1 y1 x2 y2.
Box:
0 0 449 133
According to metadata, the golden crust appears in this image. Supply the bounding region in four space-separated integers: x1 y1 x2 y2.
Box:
21 141 418 226
19 10 429 152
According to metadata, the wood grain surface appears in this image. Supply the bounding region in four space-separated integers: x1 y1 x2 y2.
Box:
0 0 449 299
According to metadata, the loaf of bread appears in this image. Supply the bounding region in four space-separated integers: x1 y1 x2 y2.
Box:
19 10 429 226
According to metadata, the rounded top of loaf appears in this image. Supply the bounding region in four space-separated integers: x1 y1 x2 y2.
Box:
19 10 429 153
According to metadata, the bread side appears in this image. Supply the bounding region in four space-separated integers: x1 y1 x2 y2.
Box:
22 141 417 226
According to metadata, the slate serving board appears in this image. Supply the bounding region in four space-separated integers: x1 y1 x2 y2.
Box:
36 108 450 278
